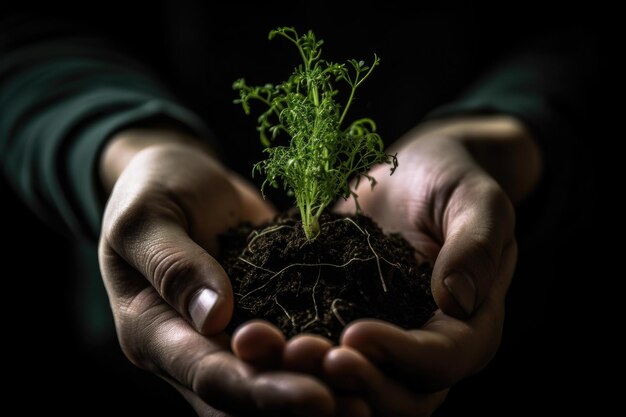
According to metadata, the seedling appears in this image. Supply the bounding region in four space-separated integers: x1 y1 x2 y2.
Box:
224 27 435 342
234 27 397 239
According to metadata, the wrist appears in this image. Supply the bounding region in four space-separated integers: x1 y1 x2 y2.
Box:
100 122 214 195
409 115 543 203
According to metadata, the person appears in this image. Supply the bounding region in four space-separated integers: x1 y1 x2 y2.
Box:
1 3 601 416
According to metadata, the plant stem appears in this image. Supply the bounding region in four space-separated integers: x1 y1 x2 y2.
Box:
236 29 389 241
339 57 379 127
339 85 356 127
309 214 320 238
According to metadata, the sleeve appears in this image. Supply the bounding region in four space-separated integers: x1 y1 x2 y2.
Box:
425 32 598 150
0 18 215 241
423 32 600 220
426 31 601 189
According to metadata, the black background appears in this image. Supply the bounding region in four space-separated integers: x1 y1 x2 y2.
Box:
2 1 607 415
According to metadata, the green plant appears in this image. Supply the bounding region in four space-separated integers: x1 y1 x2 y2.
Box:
234 27 397 239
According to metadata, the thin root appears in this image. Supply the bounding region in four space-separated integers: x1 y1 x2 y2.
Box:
275 296 296 329
246 224 293 253
343 217 400 292
302 267 322 330
238 255 375 300
331 298 357 327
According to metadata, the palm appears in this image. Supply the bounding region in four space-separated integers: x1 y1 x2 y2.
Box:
100 145 338 416
330 133 518 415
338 135 487 264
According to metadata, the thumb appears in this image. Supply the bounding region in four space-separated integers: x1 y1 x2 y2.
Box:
431 179 514 318
104 216 233 335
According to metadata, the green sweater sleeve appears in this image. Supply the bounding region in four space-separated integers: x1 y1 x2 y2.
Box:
0 35 213 241
423 34 599 224
426 34 597 160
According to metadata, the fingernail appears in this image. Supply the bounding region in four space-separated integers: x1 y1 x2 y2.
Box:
443 273 476 316
189 288 218 331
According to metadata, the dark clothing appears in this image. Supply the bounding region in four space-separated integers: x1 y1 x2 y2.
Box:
0 2 604 415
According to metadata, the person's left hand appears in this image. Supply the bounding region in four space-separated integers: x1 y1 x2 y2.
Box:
328 116 538 415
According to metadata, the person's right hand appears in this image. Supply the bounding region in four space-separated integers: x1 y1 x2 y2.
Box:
98 126 336 417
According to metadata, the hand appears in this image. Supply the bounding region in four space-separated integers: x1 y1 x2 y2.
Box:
98 126 336 416
331 116 541 415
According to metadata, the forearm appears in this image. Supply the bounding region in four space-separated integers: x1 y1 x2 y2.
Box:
0 33 211 239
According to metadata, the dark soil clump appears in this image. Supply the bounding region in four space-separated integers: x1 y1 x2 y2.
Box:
220 212 436 343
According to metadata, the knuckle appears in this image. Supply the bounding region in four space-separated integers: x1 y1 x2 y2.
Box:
478 180 515 233
104 201 150 248
113 289 177 373
192 352 243 409
116 324 145 369
489 186 515 229
148 246 192 304
458 179 515 290
113 291 157 370
470 232 499 279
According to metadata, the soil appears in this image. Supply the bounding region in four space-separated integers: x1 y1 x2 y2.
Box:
220 211 436 343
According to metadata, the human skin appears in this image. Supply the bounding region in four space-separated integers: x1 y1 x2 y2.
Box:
327 115 541 415
98 125 346 416
98 115 541 416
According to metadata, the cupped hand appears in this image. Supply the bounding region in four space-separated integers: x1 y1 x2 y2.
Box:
330 116 539 415
98 129 336 416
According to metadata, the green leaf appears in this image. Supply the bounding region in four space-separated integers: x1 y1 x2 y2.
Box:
233 27 396 239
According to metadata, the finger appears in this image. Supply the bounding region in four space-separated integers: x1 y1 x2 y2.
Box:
325 347 447 417
185 319 334 416
232 320 286 370
174 348 337 417
103 205 233 334
253 372 335 417
433 177 515 317
101 250 335 417
102 148 247 335
342 242 517 391
283 334 333 377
